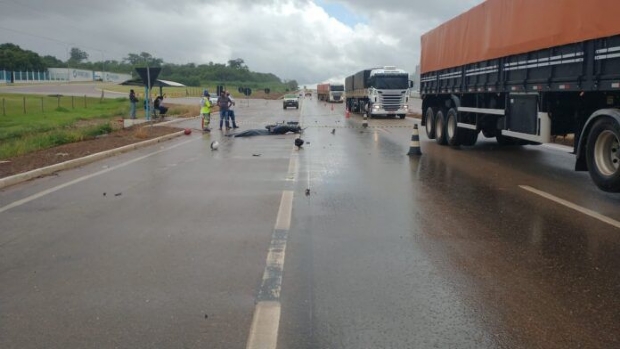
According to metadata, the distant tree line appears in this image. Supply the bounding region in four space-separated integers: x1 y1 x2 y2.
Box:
0 43 298 90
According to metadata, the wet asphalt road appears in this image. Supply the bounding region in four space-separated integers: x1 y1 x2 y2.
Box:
1 95 620 348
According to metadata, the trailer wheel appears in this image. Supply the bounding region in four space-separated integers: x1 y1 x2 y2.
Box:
586 117 620 192
446 108 461 146
435 109 448 145
459 129 479 146
425 107 436 139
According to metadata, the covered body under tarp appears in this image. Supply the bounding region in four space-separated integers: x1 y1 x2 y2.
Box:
420 0 620 74
227 123 302 137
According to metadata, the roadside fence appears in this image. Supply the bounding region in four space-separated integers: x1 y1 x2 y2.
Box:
1 95 98 116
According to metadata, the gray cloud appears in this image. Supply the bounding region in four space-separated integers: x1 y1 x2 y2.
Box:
0 0 483 84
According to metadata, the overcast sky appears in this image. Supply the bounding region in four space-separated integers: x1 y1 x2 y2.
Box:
0 0 483 85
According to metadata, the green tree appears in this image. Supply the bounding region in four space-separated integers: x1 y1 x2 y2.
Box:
0 43 47 70
285 79 299 91
68 47 88 64
125 52 163 67
228 58 248 70
42 55 65 67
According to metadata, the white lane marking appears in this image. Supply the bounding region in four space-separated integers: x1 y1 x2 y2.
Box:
274 190 294 231
520 185 620 230
0 138 197 214
286 154 298 181
247 190 294 349
306 151 311 194
246 301 281 349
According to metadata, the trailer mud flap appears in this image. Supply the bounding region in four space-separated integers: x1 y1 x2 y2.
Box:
503 94 551 143
507 94 537 134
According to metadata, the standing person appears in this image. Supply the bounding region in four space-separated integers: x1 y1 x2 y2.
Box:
226 91 239 129
200 90 212 132
129 89 138 119
217 91 232 130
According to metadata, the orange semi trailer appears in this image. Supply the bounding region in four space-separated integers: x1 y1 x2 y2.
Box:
420 0 620 192
317 83 330 102
317 83 344 102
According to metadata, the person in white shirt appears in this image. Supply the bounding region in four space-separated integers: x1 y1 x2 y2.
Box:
226 91 239 129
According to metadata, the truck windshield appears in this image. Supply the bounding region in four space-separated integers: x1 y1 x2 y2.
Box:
372 74 409 89
330 85 344 92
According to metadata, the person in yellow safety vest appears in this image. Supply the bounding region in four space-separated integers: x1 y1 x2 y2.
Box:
200 90 212 132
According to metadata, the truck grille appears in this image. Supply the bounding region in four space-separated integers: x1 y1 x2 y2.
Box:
381 94 402 111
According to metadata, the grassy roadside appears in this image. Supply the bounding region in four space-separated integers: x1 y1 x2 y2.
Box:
0 93 199 160
0 94 189 160
0 94 128 160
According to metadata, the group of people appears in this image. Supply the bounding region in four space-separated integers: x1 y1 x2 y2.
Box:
200 90 238 132
129 88 237 130
128 89 169 119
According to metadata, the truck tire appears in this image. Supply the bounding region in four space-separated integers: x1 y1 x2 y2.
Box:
446 108 461 146
459 129 479 146
366 102 372 119
425 107 436 139
399 114 406 119
435 109 448 145
586 117 620 192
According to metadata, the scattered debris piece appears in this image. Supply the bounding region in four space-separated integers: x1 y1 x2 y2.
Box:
252 154 261 157
295 138 304 149
211 141 219 150
331 129 336 134
115 193 122 197
305 188 310 196
103 192 106 196
55 153 69 157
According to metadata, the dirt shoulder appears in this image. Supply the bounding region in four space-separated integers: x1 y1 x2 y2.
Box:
0 125 182 179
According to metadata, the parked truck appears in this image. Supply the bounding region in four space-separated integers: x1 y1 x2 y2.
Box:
420 0 620 192
317 83 345 102
345 66 410 119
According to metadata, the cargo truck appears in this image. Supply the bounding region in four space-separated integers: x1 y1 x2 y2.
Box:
345 66 410 119
420 0 620 192
317 83 345 102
